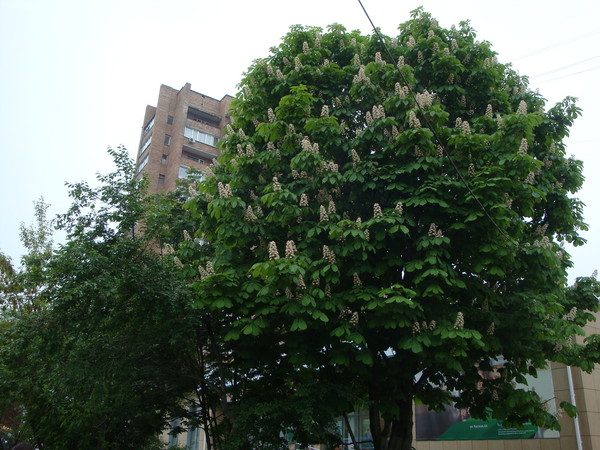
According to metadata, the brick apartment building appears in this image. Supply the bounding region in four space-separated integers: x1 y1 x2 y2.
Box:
136 83 232 193
135 84 600 450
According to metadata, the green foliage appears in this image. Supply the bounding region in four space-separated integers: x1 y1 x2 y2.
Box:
0 200 54 448
0 252 20 315
19 197 53 289
179 10 599 450
0 252 15 278
0 148 199 449
0 198 54 315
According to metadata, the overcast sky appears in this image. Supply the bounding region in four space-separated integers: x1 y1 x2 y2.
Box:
1 0 599 281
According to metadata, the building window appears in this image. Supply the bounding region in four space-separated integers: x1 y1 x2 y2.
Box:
178 166 207 182
186 426 200 450
337 409 371 448
164 134 171 146
158 174 165 184
185 153 199 162
167 115 174 125
161 154 168 164
140 135 152 153
137 155 149 173
178 166 189 179
167 418 179 446
182 151 209 164
183 127 218 147
143 115 155 134
186 406 201 450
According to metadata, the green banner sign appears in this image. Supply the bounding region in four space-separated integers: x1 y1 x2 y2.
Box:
416 368 559 441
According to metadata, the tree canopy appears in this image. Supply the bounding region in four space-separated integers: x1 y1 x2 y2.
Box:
176 9 600 450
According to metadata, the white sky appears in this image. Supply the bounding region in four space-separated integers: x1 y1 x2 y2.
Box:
1 0 598 281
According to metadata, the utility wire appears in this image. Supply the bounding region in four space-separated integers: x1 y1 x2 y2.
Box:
356 0 518 246
534 64 600 84
531 54 600 78
513 28 600 61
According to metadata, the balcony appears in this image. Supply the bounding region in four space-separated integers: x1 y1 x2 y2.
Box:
182 140 218 162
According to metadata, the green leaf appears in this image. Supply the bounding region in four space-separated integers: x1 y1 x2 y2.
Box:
560 401 578 418
224 329 240 341
291 318 308 331
356 349 373 365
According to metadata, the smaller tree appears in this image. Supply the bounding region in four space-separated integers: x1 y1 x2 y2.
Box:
0 198 54 449
0 251 18 314
19 198 53 293
0 198 53 315
0 147 201 449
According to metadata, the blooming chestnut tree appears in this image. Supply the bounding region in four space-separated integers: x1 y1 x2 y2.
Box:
178 9 600 450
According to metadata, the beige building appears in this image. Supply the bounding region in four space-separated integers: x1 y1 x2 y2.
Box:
136 84 600 450
136 83 232 193
320 356 600 450
413 360 600 450
326 329 600 450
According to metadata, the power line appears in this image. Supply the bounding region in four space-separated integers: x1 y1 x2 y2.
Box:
531 54 600 78
513 28 600 61
568 139 600 145
534 64 600 84
356 0 518 246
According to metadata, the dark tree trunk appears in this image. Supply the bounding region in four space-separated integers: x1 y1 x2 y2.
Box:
369 390 414 450
369 369 413 450
384 399 414 450
367 347 415 450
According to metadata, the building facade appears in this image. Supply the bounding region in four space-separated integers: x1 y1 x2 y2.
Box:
136 83 233 193
411 358 600 450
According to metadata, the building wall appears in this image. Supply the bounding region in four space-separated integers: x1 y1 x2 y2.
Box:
136 83 232 194
413 314 600 450
141 83 233 450
161 424 209 450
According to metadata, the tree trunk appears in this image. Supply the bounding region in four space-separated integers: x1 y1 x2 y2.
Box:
386 399 414 450
370 398 414 450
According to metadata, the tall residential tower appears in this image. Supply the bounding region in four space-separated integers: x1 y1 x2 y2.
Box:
136 83 233 193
